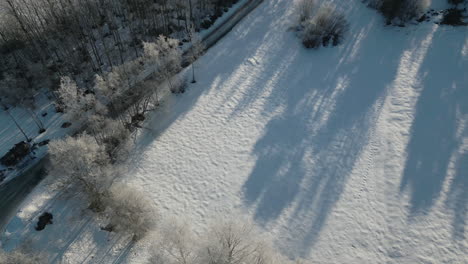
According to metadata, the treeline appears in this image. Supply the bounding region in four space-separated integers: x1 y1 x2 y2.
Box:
0 0 238 105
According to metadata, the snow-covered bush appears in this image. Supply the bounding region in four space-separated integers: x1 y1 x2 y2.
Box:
300 5 349 48
366 0 430 24
105 183 158 240
48 133 113 211
171 76 188 94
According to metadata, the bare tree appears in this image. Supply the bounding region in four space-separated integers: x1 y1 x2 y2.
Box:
149 219 199 264
199 220 267 264
148 219 311 264
48 133 113 210
187 25 205 84
104 183 158 240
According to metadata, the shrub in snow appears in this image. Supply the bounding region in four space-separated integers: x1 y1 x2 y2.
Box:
448 0 466 5
171 76 188 94
366 0 430 24
105 183 158 240
300 5 349 48
48 133 113 211
441 8 467 25
0 141 31 167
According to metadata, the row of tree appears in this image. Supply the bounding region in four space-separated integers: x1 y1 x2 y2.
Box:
0 0 231 106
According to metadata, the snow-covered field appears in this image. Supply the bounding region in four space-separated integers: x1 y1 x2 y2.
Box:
2 0 467 263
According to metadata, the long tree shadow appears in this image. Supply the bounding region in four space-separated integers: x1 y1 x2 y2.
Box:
127 0 274 167
447 149 468 240
399 26 468 236
241 2 444 256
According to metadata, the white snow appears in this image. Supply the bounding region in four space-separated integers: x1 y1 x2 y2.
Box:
2 0 467 263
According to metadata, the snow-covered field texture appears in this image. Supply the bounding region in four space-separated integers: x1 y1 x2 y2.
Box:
1 0 467 263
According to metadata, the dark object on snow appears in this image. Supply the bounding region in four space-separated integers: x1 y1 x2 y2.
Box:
55 104 64 113
42 112 48 117
61 122 72 128
83 89 95 95
100 224 114 232
38 139 50 146
441 8 467 26
0 141 31 167
38 128 46 134
131 113 145 124
0 170 5 182
35 212 53 231
417 14 427 22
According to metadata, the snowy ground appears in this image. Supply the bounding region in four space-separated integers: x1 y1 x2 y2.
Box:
2 0 467 263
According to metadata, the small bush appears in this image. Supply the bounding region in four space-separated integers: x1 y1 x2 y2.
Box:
171 76 187 94
300 5 349 49
441 8 467 25
0 141 30 167
367 0 430 24
448 0 466 5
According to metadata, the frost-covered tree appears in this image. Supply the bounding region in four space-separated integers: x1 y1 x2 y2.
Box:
58 76 107 119
198 220 268 264
154 35 182 91
87 116 130 161
187 26 205 84
148 219 310 264
48 133 113 210
57 76 80 116
105 183 158 240
149 220 198 264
